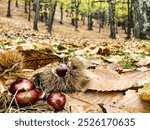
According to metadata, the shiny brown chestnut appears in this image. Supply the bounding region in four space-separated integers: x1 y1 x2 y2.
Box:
47 92 66 111
35 88 43 98
56 64 69 77
9 79 35 94
15 89 39 107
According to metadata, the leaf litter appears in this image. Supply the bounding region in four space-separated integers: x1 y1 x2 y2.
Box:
1 2 150 113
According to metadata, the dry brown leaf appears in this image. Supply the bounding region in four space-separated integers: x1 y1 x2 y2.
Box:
84 69 150 91
103 105 128 113
69 91 124 106
20 50 62 69
136 57 150 66
83 69 122 91
65 94 102 113
110 90 150 113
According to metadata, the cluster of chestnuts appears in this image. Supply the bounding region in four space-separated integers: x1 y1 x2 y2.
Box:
9 79 66 111
9 79 43 107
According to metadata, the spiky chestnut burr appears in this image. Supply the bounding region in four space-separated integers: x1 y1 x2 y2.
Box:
0 90 12 109
42 58 89 93
0 51 24 86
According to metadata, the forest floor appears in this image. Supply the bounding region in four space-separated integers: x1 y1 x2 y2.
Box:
1 2 150 113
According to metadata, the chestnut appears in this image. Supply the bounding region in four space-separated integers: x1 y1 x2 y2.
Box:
35 88 43 98
56 64 69 77
15 89 39 107
47 92 66 111
9 79 35 94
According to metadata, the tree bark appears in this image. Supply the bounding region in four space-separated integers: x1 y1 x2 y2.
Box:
87 0 93 30
74 0 80 31
6 0 11 17
15 0 19 8
133 0 150 39
33 0 40 31
60 2 64 24
126 0 132 39
44 5 48 25
71 0 75 26
25 0 28 13
108 0 116 39
28 0 31 21
48 1 57 33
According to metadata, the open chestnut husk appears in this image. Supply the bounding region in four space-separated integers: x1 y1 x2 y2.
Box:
15 89 39 107
9 79 35 94
56 64 69 77
47 92 66 111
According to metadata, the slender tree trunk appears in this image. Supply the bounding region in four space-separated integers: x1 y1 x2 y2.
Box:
33 0 40 31
99 11 102 33
87 0 93 30
44 5 48 25
127 0 132 39
28 0 31 21
15 0 19 8
25 0 28 13
48 1 57 32
133 0 150 39
60 2 64 24
71 0 75 26
108 0 116 39
6 0 11 17
51 2 57 29
75 0 80 31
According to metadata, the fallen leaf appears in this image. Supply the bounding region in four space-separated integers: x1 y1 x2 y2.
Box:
103 105 128 113
110 90 150 113
69 91 124 106
20 50 62 69
136 56 150 66
84 69 150 91
65 94 102 113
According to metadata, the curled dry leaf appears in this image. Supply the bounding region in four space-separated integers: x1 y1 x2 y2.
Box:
20 50 62 70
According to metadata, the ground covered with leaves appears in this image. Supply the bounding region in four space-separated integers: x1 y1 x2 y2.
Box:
0 2 150 113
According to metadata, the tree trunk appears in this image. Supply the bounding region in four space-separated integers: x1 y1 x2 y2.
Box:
15 0 19 8
6 0 11 17
75 0 80 31
133 0 150 39
71 0 75 26
108 0 116 39
48 0 53 32
44 5 48 25
51 2 57 29
48 1 57 33
28 0 31 21
60 2 64 24
33 0 40 31
126 0 132 39
25 0 28 13
87 0 93 30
